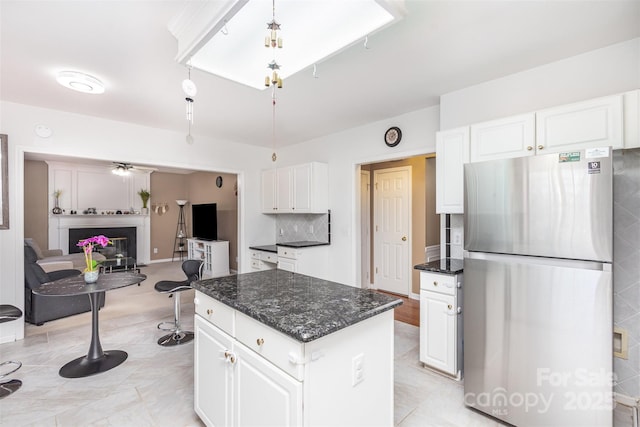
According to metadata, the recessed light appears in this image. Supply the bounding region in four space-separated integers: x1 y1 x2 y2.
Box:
56 71 105 94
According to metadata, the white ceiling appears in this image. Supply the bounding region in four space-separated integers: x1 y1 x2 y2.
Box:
2 0 639 151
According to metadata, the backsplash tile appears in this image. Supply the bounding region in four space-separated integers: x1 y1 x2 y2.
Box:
276 212 330 243
613 148 640 398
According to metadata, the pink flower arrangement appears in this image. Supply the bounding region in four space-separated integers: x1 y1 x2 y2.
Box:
77 235 111 272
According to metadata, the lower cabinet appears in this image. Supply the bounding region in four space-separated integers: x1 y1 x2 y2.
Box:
194 315 234 427
193 290 394 427
234 343 302 427
195 315 302 427
419 271 463 379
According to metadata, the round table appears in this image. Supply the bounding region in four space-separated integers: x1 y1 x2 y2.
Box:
33 271 147 378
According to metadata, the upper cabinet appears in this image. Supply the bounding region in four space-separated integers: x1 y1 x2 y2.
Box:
535 94 624 152
436 90 639 214
261 162 328 214
436 127 469 214
469 114 535 162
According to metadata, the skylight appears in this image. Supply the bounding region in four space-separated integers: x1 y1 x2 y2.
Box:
169 0 404 90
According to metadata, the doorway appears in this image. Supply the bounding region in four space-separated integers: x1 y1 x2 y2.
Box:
360 155 439 300
373 166 411 296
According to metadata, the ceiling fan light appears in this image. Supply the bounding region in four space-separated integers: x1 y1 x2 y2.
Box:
112 165 130 176
56 71 105 94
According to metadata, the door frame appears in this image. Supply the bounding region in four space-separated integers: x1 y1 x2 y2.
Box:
372 165 412 296
360 170 371 288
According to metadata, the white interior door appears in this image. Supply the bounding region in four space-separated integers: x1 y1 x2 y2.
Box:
360 170 370 288
374 166 411 295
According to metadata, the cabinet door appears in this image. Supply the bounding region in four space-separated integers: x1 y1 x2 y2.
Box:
261 169 277 213
234 342 302 427
420 291 457 375
277 258 296 272
292 164 311 212
194 315 234 427
436 127 469 214
276 167 293 213
470 113 535 162
536 94 623 152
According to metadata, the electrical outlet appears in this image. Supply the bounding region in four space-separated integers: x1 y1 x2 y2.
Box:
352 353 364 386
294 225 298 232
309 225 314 234
153 247 158 254
279 228 284 236
452 231 462 245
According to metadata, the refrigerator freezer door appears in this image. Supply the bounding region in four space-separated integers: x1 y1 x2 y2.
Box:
464 150 612 262
463 254 613 427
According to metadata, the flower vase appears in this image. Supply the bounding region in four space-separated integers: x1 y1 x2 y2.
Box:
52 197 62 215
84 270 99 284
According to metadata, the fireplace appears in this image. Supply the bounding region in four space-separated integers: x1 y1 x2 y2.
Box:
69 227 137 259
49 215 150 264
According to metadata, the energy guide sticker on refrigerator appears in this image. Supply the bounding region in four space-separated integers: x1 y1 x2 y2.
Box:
463 148 613 427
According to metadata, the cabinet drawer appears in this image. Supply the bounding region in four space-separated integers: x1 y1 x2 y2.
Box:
235 312 304 381
194 291 235 336
250 259 262 270
262 252 278 264
420 272 457 295
250 250 261 260
277 246 300 260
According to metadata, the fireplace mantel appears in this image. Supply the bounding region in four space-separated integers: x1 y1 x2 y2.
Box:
48 214 150 264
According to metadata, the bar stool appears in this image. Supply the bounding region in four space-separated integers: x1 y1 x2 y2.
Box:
155 260 203 346
0 305 23 399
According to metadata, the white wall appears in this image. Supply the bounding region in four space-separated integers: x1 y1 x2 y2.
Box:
440 38 640 130
0 101 275 342
277 105 440 287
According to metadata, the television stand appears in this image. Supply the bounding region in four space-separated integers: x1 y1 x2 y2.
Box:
187 239 230 278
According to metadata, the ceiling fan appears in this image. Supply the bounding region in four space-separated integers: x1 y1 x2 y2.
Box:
111 162 157 176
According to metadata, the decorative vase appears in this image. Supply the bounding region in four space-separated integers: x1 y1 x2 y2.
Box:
52 197 62 215
84 270 99 284
141 207 149 215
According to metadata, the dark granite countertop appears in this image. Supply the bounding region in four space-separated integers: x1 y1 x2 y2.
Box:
191 269 402 343
249 244 278 253
276 241 330 248
250 241 330 253
414 258 464 275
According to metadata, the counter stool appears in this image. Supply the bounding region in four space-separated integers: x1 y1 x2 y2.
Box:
0 305 23 399
155 260 203 346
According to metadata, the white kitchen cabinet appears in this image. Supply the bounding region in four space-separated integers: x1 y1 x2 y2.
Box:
419 271 462 379
276 245 329 278
623 90 639 149
536 94 624 152
436 127 469 214
194 315 234 427
261 168 277 213
250 249 277 271
234 336 303 427
193 290 394 427
261 162 328 214
188 239 230 278
469 113 535 162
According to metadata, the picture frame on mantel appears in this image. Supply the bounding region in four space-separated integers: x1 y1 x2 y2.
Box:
0 134 8 230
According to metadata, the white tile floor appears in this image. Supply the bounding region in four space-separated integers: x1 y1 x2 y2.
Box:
0 262 503 426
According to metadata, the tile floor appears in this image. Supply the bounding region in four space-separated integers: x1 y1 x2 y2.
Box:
0 262 503 426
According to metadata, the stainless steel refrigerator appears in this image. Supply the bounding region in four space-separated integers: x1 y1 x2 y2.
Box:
463 149 613 426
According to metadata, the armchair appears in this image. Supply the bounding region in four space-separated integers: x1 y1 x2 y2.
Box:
24 244 105 325
24 238 106 272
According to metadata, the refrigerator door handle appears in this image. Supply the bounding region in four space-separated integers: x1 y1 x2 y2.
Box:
464 250 609 271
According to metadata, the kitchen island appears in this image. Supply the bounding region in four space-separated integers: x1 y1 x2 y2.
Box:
191 269 402 427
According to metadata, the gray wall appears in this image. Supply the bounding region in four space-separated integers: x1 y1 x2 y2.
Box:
613 148 640 398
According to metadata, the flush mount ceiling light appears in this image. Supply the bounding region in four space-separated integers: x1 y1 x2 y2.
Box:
56 71 105 94
168 0 405 90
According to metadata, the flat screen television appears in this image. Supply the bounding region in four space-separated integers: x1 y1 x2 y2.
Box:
191 203 218 241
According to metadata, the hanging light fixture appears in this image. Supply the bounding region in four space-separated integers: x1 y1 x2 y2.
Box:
182 62 197 144
264 0 283 89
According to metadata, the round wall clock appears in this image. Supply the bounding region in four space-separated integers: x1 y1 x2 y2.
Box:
216 176 223 188
384 127 402 147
